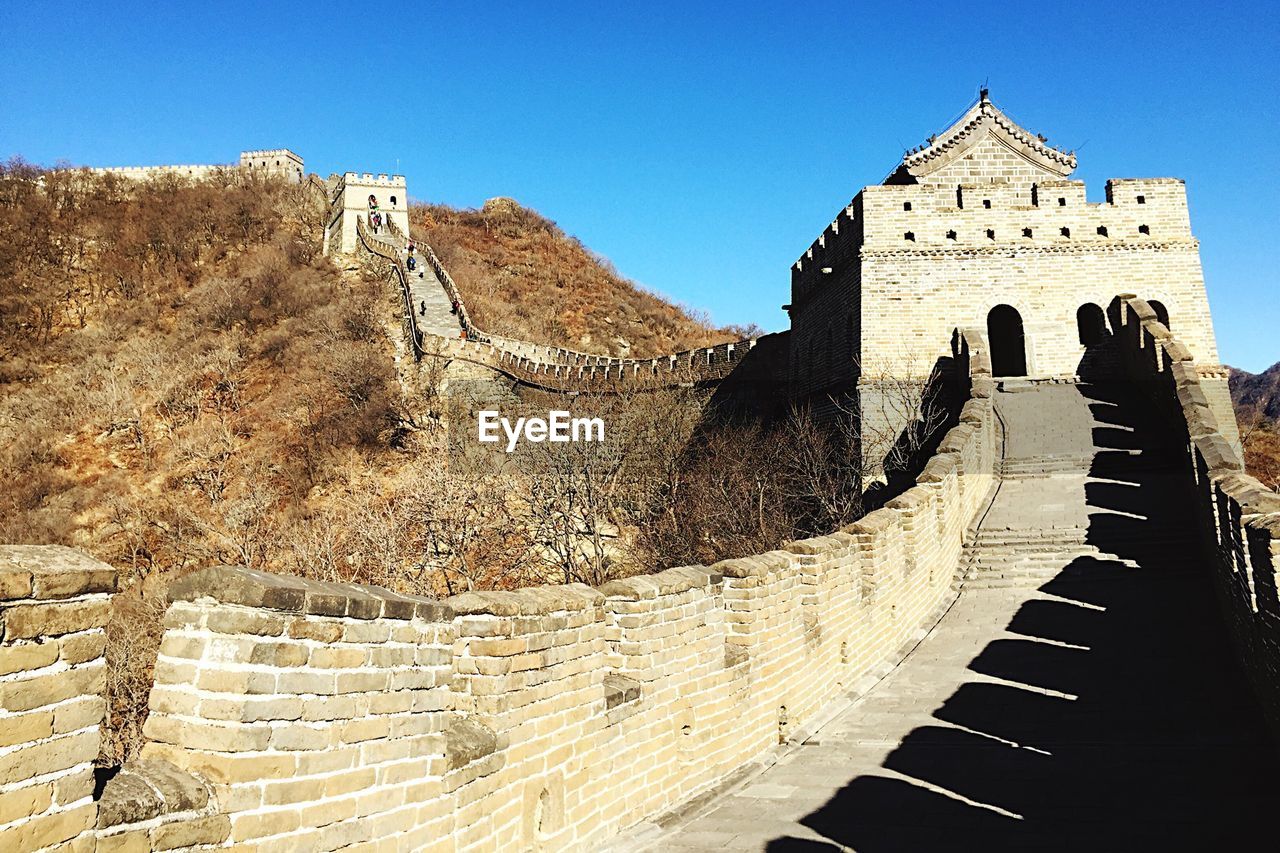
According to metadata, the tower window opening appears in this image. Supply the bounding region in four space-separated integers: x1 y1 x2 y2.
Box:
1097 225 1109 237
982 199 992 209
1022 227 1033 238
903 201 912 211
1060 227 1071 238
1058 197 1066 206
904 231 915 241
390 196 397 205
946 229 957 240
986 229 995 240
1139 224 1150 235
1137 195 1146 204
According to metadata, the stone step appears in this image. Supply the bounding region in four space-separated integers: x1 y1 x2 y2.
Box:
964 552 1104 567
967 529 1090 546
999 453 1097 471
958 557 1148 584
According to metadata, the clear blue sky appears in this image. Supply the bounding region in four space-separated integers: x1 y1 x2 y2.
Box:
3 1 1276 370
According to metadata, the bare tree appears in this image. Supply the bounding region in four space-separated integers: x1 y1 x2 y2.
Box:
854 351 952 485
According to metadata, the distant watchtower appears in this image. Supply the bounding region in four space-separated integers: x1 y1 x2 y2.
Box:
789 91 1236 465
239 149 304 183
327 172 410 254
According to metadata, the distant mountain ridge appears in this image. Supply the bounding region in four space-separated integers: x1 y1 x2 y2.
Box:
1229 362 1280 421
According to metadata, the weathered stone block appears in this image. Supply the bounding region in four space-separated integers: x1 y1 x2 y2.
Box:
168 565 306 612
0 639 60 676
151 813 230 850
0 546 117 600
444 716 499 770
0 730 97 785
604 673 641 709
1 669 84 713
287 618 343 643
0 783 52 825
0 801 95 851
205 608 286 637
2 599 111 640
0 569 33 601
59 631 107 665
97 771 163 828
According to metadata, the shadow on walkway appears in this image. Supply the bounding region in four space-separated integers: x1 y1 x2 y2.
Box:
767 381 1279 852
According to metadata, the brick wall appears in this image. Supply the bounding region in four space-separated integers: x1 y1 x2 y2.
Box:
0 333 997 851
0 546 114 852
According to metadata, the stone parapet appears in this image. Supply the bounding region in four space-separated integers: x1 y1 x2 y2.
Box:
1112 295 1280 735
0 545 115 852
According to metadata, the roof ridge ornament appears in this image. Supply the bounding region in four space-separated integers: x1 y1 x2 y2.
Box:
889 94 1077 183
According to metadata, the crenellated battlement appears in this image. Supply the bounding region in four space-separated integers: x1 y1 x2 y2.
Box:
794 177 1190 276
90 149 304 184
342 172 406 188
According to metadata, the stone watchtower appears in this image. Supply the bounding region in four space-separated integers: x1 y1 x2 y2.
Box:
328 172 410 254
788 91 1237 465
239 149 304 183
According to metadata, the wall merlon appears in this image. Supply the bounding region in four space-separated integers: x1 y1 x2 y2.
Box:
343 172 407 188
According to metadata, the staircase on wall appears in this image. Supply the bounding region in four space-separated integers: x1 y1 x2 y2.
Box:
371 228 461 340
959 377 1202 588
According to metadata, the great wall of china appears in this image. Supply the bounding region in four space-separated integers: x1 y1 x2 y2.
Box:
4 95 1278 850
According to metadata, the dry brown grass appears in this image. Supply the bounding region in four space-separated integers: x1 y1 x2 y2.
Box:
1242 417 1280 491
409 199 755 358
0 165 876 766
0 163 435 762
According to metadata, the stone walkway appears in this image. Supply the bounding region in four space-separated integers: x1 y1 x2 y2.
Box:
367 226 462 340
403 253 461 340
649 381 1280 851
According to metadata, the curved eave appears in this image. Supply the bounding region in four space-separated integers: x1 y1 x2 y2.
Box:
897 101 1077 181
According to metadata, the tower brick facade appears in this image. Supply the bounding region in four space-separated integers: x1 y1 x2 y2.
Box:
787 92 1237 459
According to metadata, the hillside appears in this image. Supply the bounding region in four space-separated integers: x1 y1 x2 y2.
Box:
408 198 752 357
1230 362 1280 490
1230 362 1280 421
0 165 799 764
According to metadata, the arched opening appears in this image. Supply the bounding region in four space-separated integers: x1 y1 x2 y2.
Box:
390 195 397 206
1077 303 1107 346
987 304 1027 377
1149 300 1170 328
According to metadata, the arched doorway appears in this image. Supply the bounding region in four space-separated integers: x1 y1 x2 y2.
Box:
1077 303 1107 346
1149 300 1170 328
987 304 1026 376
